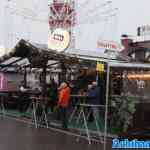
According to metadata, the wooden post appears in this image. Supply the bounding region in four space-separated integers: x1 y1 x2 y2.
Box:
24 67 27 87
60 62 67 82
42 64 47 97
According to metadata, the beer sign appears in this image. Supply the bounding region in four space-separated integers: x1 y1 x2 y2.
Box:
48 28 70 52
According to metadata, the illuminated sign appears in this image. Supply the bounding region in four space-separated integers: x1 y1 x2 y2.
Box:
48 28 70 52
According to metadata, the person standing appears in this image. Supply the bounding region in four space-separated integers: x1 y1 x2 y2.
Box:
48 80 58 112
87 84 93 97
18 81 30 113
88 81 100 120
57 82 71 129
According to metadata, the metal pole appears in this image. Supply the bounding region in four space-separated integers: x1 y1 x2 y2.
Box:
104 63 110 150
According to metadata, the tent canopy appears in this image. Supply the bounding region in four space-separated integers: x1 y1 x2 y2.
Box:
0 39 79 70
0 39 150 72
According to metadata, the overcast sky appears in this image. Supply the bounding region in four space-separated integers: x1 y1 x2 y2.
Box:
0 0 150 51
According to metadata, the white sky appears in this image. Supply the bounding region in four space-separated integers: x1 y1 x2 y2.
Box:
0 0 150 51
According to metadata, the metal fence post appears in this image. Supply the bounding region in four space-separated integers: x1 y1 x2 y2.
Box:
104 63 110 150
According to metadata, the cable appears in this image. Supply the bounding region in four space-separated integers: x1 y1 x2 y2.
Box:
80 8 118 25
76 0 112 21
98 19 109 40
5 1 37 17
79 13 117 25
79 1 112 18
9 9 48 23
6 6 37 18
76 0 91 11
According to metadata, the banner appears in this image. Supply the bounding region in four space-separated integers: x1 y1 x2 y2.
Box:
97 40 123 52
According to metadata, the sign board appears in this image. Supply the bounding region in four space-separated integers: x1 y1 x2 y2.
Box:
0 73 4 90
0 73 8 91
48 28 70 52
137 25 150 36
97 40 123 52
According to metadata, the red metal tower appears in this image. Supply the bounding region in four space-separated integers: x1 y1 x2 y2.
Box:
49 0 76 49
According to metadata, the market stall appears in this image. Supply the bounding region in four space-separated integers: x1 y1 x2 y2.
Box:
1 39 150 150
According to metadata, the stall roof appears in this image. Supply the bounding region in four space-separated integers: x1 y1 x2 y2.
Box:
1 57 20 65
23 40 129 61
7 39 130 60
66 49 127 61
109 61 150 69
0 39 149 71
0 39 79 69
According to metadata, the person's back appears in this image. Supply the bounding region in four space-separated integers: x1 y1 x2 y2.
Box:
18 82 30 113
58 86 70 107
88 82 100 105
49 83 58 101
93 86 100 105
90 82 101 121
58 82 71 129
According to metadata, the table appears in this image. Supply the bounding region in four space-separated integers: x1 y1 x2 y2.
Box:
69 96 104 144
69 95 88 123
29 96 49 128
77 104 104 144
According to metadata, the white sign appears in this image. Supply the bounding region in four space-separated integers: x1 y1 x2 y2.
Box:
97 40 123 52
48 28 70 52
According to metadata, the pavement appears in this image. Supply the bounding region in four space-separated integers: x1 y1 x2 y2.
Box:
0 117 103 150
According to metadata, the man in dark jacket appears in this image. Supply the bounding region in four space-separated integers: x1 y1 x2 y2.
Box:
88 82 100 104
88 81 100 120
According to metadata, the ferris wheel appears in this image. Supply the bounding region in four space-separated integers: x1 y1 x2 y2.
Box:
4 0 118 49
48 0 119 48
49 0 118 27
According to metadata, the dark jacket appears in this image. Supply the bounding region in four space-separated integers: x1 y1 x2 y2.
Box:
88 86 100 105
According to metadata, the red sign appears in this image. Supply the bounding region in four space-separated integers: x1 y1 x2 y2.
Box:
97 40 123 51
